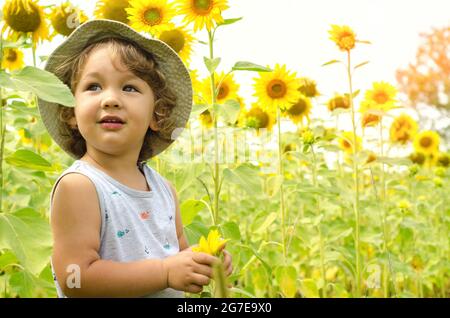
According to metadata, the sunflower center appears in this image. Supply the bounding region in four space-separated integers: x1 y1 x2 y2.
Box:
217 83 230 100
193 0 213 15
144 8 162 25
373 91 389 104
6 50 18 62
159 29 185 53
288 99 307 116
343 140 351 149
267 79 287 99
420 136 432 148
5 1 42 33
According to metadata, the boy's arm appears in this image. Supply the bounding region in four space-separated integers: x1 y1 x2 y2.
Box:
165 180 190 251
52 173 214 297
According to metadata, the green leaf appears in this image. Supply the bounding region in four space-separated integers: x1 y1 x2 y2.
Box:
223 163 262 195
5 149 55 171
275 266 297 297
0 208 52 275
221 222 241 241
299 278 320 298
321 60 341 67
377 156 410 166
217 17 243 27
255 212 277 234
204 56 221 74
184 221 209 246
266 175 284 197
180 199 207 226
231 61 272 72
216 99 240 124
352 89 360 98
190 103 210 118
10 66 75 106
354 61 369 70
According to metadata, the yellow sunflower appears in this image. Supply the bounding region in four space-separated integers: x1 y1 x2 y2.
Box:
338 131 362 154
126 0 176 36
192 229 229 256
177 0 229 32
1 47 25 71
50 2 88 37
327 93 350 111
389 114 418 144
413 130 440 155
282 94 312 125
158 26 194 64
243 104 276 132
253 64 301 113
328 25 356 51
298 77 319 98
94 0 131 25
437 153 449 168
199 109 213 128
200 71 239 104
2 0 49 46
409 152 425 165
364 81 397 111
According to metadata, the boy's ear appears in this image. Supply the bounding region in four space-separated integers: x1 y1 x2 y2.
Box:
149 117 160 132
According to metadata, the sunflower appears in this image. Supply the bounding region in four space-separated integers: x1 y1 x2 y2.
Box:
192 229 229 256
413 130 440 155
177 0 229 32
243 104 276 132
409 152 425 165
327 93 350 111
253 64 300 113
328 25 356 51
389 113 418 144
437 153 449 168
94 0 131 24
200 71 239 104
338 131 362 154
2 0 49 45
126 0 176 36
199 109 213 128
1 47 25 71
282 94 312 125
298 77 319 98
364 81 397 111
158 26 194 64
50 2 88 37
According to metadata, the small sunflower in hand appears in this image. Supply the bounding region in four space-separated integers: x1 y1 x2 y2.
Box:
192 229 229 256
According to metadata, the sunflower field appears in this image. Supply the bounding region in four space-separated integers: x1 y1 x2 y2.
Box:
0 0 449 298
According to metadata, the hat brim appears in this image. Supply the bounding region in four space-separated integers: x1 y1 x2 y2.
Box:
38 19 192 160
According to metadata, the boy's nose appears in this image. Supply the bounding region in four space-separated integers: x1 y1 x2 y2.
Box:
101 96 122 109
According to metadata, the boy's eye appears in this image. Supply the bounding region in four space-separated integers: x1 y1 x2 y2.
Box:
87 84 101 91
123 85 139 92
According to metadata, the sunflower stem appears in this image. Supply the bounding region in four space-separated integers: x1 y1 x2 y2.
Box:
276 106 287 262
0 86 4 214
208 29 219 226
346 50 362 298
311 145 327 297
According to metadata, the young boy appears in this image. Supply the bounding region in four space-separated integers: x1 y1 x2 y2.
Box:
38 19 232 298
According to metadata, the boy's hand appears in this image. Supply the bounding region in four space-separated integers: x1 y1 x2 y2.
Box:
222 249 233 276
162 250 219 293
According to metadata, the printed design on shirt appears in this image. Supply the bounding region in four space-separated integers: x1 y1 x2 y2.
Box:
105 209 109 222
111 190 122 196
139 211 150 220
144 246 150 255
169 215 173 222
163 238 171 250
117 229 130 238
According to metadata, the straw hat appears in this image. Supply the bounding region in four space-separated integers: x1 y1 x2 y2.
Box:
37 19 192 160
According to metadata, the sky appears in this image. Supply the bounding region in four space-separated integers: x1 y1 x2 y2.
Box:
4 0 449 135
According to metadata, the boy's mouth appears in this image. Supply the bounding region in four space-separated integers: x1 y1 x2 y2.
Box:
98 115 125 130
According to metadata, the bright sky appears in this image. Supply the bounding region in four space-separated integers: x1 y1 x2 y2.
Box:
7 0 450 136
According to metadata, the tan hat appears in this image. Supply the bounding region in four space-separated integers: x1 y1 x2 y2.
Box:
38 19 192 160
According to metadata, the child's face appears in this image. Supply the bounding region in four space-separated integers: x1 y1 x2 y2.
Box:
71 45 159 159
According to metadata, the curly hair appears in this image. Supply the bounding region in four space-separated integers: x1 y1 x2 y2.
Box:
54 37 177 163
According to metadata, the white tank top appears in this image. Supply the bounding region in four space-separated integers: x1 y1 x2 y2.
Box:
50 160 184 298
